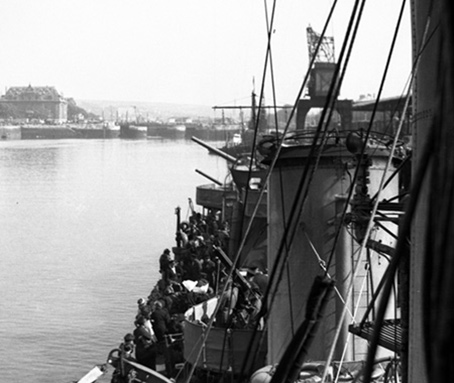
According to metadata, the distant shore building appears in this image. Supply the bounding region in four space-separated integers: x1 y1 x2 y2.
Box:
0 85 68 122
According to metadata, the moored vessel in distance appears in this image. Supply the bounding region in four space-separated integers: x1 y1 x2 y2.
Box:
146 121 165 138
186 117 242 142
20 123 81 139
140 119 188 139
1 121 121 140
72 121 120 139
119 121 148 139
164 125 186 139
158 118 186 139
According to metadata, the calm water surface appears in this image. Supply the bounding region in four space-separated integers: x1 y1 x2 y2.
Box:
0 138 228 383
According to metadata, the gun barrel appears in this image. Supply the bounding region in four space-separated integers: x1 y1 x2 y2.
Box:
191 136 237 163
195 169 223 186
214 246 252 291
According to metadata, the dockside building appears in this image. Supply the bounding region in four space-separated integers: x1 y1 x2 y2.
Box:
0 85 68 123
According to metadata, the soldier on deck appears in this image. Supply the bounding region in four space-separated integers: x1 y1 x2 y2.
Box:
159 248 177 283
133 316 157 370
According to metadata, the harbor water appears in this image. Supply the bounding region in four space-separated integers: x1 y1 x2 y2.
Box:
0 138 228 383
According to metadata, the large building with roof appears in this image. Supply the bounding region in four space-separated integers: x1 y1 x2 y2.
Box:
0 85 68 122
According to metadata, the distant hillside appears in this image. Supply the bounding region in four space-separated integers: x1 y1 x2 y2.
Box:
75 99 213 121
67 98 99 121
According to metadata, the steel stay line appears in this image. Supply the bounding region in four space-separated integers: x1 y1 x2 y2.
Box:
302 229 355 320
333 268 371 383
185 1 341 380
320 41 410 383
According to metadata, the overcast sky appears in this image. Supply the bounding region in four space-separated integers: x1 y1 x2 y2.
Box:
0 0 411 107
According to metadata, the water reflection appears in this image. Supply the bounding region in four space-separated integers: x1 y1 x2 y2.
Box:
0 139 228 382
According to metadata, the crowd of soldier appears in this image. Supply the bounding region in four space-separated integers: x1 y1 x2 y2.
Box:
111 210 269 380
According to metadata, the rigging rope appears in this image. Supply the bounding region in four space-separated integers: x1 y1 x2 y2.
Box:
186 0 389 379
360 4 437 382
240 0 277 219
234 0 339 278
268 276 335 383
238 0 342 377
366 2 441 161
303 229 356 320
238 0 381 378
332 254 373 383
360 123 434 383
321 1 412 380
261 0 298 336
325 0 406 273
263 0 359 329
183 1 281 381
323 109 406 383
254 1 374 378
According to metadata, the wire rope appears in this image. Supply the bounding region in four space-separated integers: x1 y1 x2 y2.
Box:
187 0 362 378
320 2 412 379
360 123 434 383
262 0 297 336
183 2 280 381
241 0 277 210
360 5 437 382
237 0 343 378
264 0 363 325
303 229 355 320
239 0 370 379
325 0 409 273
332 259 372 383
233 0 340 327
